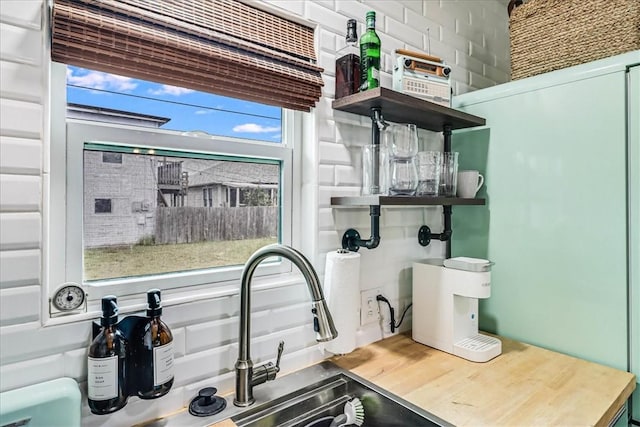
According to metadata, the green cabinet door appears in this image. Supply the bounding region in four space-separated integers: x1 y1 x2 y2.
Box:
451 70 628 371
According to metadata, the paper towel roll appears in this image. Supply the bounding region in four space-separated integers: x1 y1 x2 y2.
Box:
324 249 361 355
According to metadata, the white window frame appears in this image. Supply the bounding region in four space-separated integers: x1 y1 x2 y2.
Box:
46 62 303 317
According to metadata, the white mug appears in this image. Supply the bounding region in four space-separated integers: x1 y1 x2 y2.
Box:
456 170 484 198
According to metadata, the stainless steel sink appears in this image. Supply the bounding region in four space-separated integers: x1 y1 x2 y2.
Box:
146 361 450 427
231 361 450 427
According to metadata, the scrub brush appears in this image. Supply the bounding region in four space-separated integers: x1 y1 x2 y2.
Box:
328 397 364 427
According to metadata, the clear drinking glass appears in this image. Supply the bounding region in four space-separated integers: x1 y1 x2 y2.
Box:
361 144 388 195
389 158 418 195
416 151 442 196
440 152 459 197
385 123 419 196
386 123 418 158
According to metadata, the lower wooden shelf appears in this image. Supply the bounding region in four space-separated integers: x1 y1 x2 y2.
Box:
330 195 486 207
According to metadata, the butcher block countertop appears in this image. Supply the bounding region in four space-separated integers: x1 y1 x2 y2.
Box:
212 333 635 427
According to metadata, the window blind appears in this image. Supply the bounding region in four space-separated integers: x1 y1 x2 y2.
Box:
51 0 324 111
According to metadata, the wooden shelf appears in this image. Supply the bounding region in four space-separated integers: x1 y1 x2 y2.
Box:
331 196 485 207
330 87 487 251
331 87 485 131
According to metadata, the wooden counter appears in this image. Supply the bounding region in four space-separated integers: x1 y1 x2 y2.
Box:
213 333 635 427
331 333 635 426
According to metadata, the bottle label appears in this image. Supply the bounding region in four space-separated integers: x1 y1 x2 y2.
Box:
153 341 174 386
360 42 380 89
88 355 118 400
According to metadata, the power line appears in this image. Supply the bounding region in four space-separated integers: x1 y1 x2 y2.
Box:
67 84 281 121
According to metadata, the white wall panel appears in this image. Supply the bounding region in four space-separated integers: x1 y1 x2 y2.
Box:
0 136 42 175
335 0 370 21
385 16 423 47
0 212 40 250
0 23 41 65
173 344 233 387
63 347 88 382
470 41 497 67
0 354 64 392
0 249 40 288
305 2 346 35
0 61 43 102
0 0 42 28
334 164 358 186
0 174 40 212
0 98 42 139
0 320 90 366
363 0 403 22
171 327 186 358
0 285 40 326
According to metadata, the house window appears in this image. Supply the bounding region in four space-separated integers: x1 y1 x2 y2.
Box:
81 145 281 281
202 188 214 207
228 188 238 207
94 198 112 213
102 152 122 163
52 65 298 300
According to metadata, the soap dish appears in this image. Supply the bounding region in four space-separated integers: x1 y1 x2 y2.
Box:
189 387 226 417
443 257 493 272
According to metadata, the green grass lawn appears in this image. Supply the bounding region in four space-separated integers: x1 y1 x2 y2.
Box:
84 237 277 281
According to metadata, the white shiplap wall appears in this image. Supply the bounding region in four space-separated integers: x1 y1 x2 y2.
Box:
0 1 509 425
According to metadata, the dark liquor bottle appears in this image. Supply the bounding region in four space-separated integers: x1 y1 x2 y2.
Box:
359 11 381 91
335 19 360 99
88 296 128 415
136 289 174 399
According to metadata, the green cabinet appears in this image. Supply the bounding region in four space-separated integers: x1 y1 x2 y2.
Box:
452 51 640 423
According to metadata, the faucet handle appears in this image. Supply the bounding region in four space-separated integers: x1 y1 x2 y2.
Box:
264 341 285 382
274 340 285 373
250 341 286 386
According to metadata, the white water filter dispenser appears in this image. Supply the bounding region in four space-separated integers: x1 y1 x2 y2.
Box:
412 258 501 362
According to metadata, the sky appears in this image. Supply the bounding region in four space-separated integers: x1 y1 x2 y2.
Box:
66 66 282 142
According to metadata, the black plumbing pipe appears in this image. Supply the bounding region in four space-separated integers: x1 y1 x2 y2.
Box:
342 205 381 251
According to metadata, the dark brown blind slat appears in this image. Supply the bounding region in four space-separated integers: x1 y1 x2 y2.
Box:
51 0 323 111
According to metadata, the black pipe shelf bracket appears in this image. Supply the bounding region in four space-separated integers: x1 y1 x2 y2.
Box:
342 205 381 251
331 88 486 252
418 124 455 258
341 106 385 252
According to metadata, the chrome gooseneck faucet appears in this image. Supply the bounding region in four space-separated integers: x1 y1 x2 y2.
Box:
234 244 338 407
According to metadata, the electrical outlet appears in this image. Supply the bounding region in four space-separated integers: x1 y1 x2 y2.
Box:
360 288 382 326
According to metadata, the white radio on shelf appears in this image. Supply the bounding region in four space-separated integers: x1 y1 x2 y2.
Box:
392 49 452 107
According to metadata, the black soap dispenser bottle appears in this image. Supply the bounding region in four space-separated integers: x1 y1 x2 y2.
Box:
88 296 128 415
136 289 174 399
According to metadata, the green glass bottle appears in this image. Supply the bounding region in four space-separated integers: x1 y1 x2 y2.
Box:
359 11 381 91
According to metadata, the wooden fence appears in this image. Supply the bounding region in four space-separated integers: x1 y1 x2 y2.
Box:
155 206 278 244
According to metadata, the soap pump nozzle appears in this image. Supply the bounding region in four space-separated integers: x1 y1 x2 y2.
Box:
100 295 119 327
146 288 163 317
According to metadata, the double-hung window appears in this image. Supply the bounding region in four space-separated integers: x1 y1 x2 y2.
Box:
51 64 298 303
47 0 322 312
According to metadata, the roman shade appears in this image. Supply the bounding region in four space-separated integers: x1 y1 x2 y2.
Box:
51 0 324 111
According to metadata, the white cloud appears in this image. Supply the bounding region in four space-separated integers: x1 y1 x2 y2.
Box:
148 85 194 96
66 69 137 92
233 123 281 133
195 110 213 115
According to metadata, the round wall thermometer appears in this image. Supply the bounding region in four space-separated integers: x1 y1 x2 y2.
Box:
52 283 86 312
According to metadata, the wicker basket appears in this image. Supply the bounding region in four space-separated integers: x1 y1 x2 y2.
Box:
510 0 640 80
